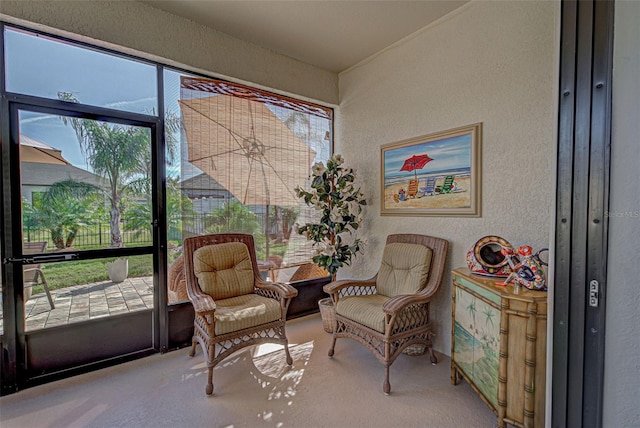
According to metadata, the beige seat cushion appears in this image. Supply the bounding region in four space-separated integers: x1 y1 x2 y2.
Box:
193 242 254 300
214 294 282 335
376 243 432 297
336 294 390 333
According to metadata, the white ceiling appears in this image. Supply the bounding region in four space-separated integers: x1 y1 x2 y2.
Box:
141 1 469 73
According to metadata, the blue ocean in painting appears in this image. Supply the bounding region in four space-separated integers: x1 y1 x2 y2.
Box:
454 320 482 354
384 167 470 187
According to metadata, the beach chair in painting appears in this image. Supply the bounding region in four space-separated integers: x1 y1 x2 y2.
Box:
23 241 55 309
435 175 456 194
419 177 437 196
406 179 419 199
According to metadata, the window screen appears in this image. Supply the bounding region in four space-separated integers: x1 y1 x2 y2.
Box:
170 76 332 283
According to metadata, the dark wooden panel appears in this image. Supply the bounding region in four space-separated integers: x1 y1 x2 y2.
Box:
26 310 153 377
168 302 195 350
287 276 331 319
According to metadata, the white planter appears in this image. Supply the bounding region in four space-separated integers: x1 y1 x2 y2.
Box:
107 258 129 283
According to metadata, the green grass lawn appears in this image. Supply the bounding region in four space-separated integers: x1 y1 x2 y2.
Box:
31 241 289 294
33 255 154 293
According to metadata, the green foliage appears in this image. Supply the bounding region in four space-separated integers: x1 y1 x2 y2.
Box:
205 201 262 235
30 179 104 249
295 154 367 276
58 92 180 248
124 176 196 241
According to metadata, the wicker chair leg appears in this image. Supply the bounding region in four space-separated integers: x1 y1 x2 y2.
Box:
383 366 391 395
189 338 197 357
284 343 293 366
206 367 214 395
328 336 336 357
428 346 438 365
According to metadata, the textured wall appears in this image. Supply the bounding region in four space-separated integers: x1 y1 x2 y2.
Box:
603 1 640 426
0 0 338 105
337 1 559 354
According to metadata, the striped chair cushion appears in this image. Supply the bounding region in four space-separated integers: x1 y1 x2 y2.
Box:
335 294 390 333
376 243 432 297
214 294 282 335
193 242 254 300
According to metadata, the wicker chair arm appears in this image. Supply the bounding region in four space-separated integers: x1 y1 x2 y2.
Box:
382 293 430 315
323 278 376 295
255 279 298 299
187 286 217 315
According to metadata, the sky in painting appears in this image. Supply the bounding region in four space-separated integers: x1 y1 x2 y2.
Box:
383 134 472 179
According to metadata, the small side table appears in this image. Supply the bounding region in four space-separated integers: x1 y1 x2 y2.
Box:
451 267 547 428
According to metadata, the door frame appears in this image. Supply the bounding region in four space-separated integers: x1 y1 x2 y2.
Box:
0 94 168 394
553 1 614 427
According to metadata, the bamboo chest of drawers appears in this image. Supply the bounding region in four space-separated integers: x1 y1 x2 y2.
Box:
451 268 547 428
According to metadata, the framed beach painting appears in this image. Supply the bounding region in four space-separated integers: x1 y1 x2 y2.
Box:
380 123 482 217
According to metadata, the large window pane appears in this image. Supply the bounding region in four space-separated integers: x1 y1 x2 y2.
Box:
20 111 153 252
163 71 332 297
4 27 157 114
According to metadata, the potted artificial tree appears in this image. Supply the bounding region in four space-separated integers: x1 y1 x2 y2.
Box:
295 154 367 332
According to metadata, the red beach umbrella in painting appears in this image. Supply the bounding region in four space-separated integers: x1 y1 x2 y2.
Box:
400 154 433 179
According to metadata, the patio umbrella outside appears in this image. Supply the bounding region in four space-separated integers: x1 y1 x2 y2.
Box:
400 154 433 180
20 134 70 165
179 95 316 258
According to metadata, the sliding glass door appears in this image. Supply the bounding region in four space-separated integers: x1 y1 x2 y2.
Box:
1 101 161 388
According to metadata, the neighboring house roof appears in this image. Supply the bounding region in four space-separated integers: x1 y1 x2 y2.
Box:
21 162 106 189
180 173 233 200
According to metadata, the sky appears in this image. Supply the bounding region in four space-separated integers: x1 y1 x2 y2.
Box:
7 27 166 170
8 27 330 181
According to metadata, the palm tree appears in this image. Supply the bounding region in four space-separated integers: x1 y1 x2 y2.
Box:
466 299 477 330
124 176 196 242
483 306 495 329
58 92 180 247
33 179 104 249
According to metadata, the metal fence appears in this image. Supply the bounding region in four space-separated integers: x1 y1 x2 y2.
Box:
22 212 275 248
23 222 153 248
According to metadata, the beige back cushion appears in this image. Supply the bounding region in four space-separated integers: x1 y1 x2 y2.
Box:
376 242 432 297
193 242 254 299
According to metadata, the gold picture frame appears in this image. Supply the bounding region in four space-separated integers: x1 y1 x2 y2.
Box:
380 123 482 217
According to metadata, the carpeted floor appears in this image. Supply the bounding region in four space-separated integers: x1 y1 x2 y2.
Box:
0 314 497 427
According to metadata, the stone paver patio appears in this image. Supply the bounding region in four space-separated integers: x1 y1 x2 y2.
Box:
0 276 154 331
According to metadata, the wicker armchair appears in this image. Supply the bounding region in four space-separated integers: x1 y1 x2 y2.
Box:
183 233 298 395
324 233 448 394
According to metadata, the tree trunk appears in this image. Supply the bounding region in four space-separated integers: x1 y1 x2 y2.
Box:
110 204 123 248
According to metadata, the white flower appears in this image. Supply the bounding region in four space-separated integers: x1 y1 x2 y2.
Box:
311 162 326 176
329 210 341 222
324 245 336 256
340 183 354 195
333 154 344 165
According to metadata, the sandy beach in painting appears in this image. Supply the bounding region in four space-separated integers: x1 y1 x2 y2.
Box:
383 177 471 210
